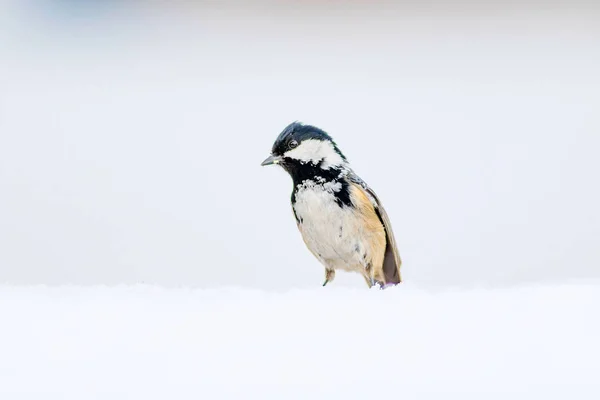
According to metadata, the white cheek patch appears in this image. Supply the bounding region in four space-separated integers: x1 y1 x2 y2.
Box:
283 139 345 169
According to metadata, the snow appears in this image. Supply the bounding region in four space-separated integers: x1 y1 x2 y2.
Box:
1 283 599 399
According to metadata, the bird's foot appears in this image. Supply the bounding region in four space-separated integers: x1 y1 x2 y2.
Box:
323 269 335 287
379 282 399 290
369 279 398 290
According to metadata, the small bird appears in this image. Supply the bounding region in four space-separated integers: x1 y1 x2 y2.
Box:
261 122 402 288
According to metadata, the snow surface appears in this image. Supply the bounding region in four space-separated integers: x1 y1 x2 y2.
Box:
1 283 599 399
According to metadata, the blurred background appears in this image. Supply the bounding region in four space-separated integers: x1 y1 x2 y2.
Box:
0 0 598 289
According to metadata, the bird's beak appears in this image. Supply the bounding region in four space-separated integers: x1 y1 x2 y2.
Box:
261 154 282 166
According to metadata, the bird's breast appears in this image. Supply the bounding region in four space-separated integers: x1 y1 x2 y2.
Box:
292 181 374 271
293 182 347 228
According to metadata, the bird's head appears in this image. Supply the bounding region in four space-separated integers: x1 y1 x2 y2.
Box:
261 122 347 173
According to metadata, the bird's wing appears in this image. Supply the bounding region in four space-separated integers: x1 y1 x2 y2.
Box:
347 171 402 284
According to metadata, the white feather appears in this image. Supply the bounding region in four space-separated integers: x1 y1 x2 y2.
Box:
293 180 370 274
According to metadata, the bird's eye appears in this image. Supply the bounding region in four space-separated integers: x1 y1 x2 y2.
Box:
289 140 299 149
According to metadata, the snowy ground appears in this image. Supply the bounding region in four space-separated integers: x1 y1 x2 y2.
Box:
1 283 599 399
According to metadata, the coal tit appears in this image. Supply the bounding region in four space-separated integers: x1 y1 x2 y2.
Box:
262 122 402 288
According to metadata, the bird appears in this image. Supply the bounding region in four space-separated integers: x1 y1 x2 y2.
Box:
261 122 402 288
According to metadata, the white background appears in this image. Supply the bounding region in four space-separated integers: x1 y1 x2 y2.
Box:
1 0 599 289
1 283 599 398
